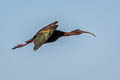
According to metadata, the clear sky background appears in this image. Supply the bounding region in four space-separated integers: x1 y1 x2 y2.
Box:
0 0 120 80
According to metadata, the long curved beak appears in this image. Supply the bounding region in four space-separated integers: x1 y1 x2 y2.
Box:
80 30 96 37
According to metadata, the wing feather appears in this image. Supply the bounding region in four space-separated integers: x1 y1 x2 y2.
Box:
33 30 50 51
33 24 58 51
33 29 56 51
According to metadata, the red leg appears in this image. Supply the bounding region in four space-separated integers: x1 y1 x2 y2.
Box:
12 43 27 50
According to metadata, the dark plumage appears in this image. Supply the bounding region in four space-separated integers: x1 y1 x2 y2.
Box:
12 21 96 51
45 30 64 43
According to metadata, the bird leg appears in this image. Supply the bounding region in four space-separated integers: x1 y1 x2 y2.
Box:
12 43 28 50
64 29 96 37
12 38 34 50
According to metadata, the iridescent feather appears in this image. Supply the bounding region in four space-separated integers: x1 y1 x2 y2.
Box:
33 25 58 51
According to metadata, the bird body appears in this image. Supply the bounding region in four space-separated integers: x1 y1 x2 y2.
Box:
12 21 96 51
45 30 64 43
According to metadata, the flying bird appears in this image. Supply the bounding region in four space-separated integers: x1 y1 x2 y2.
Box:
12 21 96 51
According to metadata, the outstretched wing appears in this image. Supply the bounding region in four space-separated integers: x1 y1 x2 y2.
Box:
33 27 57 51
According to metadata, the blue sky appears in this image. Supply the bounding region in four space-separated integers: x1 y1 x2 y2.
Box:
0 0 120 80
